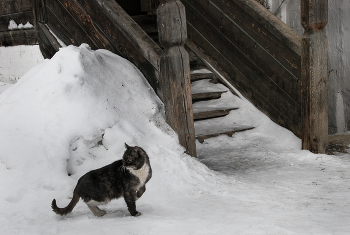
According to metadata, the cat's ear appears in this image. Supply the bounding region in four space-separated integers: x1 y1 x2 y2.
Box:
125 143 131 149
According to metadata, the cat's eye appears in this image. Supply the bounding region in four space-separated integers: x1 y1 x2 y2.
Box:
127 159 132 163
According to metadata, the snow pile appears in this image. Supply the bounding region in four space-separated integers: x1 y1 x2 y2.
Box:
8 20 34 30
0 44 221 233
0 44 349 234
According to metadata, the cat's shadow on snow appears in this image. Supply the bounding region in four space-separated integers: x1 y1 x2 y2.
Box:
60 205 154 220
60 209 135 220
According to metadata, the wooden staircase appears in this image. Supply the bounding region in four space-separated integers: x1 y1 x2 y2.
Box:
190 66 255 143
1 0 328 154
132 14 254 143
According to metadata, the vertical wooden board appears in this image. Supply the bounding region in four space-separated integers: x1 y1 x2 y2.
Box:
301 32 328 153
0 12 34 32
0 0 32 15
301 0 328 153
158 0 196 157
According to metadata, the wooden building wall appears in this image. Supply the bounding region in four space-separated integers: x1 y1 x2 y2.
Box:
0 0 38 46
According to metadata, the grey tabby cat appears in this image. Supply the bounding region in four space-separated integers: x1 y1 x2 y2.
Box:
51 143 152 217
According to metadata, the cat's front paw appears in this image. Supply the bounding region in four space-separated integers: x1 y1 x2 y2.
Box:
132 211 141 217
95 210 106 217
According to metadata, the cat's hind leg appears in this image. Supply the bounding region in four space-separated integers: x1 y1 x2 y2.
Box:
86 200 106 217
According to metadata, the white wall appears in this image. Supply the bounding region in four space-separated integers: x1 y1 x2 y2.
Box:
270 0 350 134
0 45 44 84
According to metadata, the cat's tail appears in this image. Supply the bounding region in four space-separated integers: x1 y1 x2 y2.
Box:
51 193 80 216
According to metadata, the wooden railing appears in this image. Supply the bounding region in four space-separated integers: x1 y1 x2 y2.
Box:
35 0 197 157
182 0 303 138
1 0 328 154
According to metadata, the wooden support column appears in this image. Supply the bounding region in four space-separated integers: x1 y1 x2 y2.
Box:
301 0 328 153
157 0 197 157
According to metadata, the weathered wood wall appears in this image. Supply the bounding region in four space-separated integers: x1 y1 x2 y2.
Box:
183 0 302 138
0 0 37 46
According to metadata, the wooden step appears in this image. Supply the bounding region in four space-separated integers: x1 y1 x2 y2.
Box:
192 91 227 103
196 126 255 143
193 108 237 121
191 73 214 82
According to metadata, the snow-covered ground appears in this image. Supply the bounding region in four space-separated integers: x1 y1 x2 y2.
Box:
0 45 349 235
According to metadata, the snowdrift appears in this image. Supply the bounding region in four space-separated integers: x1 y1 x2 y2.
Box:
0 44 221 232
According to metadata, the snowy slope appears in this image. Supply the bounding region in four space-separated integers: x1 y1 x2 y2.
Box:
0 45 349 235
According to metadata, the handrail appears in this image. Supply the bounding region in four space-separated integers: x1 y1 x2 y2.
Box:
232 0 301 55
90 0 162 71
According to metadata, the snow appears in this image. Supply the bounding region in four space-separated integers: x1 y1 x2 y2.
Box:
8 20 34 30
0 44 349 235
0 45 44 83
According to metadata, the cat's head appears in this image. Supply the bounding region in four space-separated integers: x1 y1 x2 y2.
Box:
122 143 149 170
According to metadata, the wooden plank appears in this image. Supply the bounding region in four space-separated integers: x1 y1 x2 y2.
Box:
301 0 328 154
328 134 350 154
0 11 34 32
38 38 52 59
218 0 301 55
158 0 196 157
186 26 302 137
193 108 238 121
185 0 301 79
190 73 213 82
46 0 99 49
75 0 162 100
183 0 301 104
192 91 226 103
37 22 61 58
56 0 119 54
0 29 38 46
46 7 75 47
196 126 255 143
0 0 32 15
77 0 162 71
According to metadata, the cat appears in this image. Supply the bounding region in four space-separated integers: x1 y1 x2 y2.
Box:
51 143 152 217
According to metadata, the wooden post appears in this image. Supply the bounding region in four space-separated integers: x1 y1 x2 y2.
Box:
301 0 328 153
157 0 197 157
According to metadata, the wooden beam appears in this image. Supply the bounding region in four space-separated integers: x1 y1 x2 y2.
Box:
301 0 328 153
37 22 61 58
0 11 34 32
0 29 38 46
0 0 32 15
79 0 162 71
157 0 197 157
76 0 162 101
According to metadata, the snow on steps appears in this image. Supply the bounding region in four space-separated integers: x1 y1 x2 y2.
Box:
190 70 255 143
